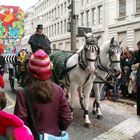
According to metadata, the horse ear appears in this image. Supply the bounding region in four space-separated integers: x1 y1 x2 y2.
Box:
96 33 102 40
119 40 123 45
110 37 114 45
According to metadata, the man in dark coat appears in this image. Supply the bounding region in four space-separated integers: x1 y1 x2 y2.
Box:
28 24 51 55
132 41 140 116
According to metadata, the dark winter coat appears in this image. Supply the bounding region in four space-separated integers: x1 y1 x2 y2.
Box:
14 83 72 136
0 56 5 76
28 33 51 55
133 50 140 86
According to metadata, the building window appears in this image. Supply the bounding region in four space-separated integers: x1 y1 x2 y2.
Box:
49 11 51 20
64 20 67 33
98 5 103 24
49 26 51 37
119 0 126 17
81 12 84 26
58 6 60 17
46 27 48 36
64 2 67 13
57 22 59 35
52 25 53 36
54 8 56 18
86 10 90 27
52 10 54 19
61 4 63 15
136 0 140 13
61 21 63 34
54 24 56 35
92 8 96 25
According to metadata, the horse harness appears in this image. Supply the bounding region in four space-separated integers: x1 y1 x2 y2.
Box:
64 42 99 87
94 44 122 84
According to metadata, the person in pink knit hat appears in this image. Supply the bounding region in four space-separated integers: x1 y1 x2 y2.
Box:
14 49 72 140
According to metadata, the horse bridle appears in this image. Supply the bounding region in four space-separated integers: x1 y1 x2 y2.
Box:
85 46 99 62
97 44 122 74
108 45 122 71
78 42 99 71
84 37 100 62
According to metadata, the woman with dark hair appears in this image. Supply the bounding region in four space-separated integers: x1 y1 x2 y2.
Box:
14 49 72 139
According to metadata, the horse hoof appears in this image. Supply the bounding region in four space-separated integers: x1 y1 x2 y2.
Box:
97 115 103 120
84 123 92 128
92 110 96 114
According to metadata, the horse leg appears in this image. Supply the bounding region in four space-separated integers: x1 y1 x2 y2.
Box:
78 87 85 110
69 84 78 117
65 86 70 99
92 84 98 114
93 84 103 119
82 84 93 127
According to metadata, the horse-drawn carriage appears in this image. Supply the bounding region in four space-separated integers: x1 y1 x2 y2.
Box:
50 34 122 127
1 31 123 127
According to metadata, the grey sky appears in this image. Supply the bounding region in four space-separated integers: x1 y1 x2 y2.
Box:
0 0 38 11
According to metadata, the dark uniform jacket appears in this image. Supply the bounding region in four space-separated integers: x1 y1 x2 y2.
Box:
14 83 72 136
28 33 51 55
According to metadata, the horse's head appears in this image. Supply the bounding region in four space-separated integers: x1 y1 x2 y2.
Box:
107 37 122 75
82 33 100 73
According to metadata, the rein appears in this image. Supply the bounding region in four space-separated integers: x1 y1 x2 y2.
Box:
95 46 121 83
78 45 98 71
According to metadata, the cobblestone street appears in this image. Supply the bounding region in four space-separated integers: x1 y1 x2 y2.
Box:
3 73 140 140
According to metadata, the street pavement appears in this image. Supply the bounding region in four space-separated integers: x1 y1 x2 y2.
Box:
3 73 140 140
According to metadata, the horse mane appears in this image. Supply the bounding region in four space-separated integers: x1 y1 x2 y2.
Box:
100 40 110 54
76 41 85 53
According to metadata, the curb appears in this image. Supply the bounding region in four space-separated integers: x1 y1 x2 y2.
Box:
116 98 136 106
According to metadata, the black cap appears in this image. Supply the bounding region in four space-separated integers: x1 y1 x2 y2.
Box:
137 41 140 46
36 24 43 29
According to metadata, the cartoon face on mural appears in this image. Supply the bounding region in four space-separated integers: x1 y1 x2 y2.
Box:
0 5 24 53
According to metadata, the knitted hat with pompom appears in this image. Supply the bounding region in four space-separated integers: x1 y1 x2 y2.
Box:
28 49 52 80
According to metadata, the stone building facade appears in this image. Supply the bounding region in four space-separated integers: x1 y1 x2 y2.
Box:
22 0 140 51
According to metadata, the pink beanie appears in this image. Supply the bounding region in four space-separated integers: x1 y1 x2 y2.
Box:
28 49 52 80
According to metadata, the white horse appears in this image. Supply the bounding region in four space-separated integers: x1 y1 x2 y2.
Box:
50 33 100 127
92 37 122 119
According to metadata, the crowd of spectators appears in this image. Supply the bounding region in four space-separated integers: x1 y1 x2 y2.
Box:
101 47 138 102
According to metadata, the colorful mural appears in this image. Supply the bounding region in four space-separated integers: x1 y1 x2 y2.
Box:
0 5 24 53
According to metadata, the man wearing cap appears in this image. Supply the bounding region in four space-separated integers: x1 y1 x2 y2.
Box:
28 24 51 55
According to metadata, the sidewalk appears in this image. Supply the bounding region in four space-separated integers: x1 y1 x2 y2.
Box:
116 98 136 106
